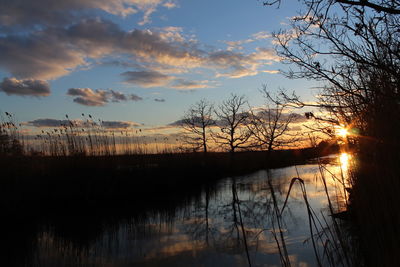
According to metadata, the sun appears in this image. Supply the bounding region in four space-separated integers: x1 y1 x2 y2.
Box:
337 127 349 138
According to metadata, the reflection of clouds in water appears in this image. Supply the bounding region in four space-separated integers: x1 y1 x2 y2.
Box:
31 155 353 266
149 235 206 258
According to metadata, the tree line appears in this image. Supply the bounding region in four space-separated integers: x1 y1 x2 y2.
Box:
180 87 301 154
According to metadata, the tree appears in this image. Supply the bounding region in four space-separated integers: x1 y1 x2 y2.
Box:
181 99 215 153
247 86 300 152
262 1 400 265
213 94 252 153
264 1 400 15
263 0 400 139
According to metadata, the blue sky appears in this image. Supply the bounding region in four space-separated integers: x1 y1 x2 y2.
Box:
0 0 317 130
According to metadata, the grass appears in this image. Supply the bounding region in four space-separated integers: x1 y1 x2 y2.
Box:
264 154 360 267
0 112 339 214
1 111 348 267
0 147 335 214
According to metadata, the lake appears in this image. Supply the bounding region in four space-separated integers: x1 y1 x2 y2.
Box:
4 153 352 267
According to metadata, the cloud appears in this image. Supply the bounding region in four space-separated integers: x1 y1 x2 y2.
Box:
252 47 280 61
169 117 217 128
0 19 203 80
100 120 141 129
24 119 70 128
67 88 142 106
158 26 185 42
271 30 299 45
223 31 271 51
0 28 87 80
251 31 271 40
154 98 165 102
163 2 177 9
168 119 185 127
138 6 156 25
262 70 280 74
0 19 279 86
170 79 211 90
0 77 50 96
0 0 173 31
110 90 142 101
291 113 308 123
210 48 279 78
254 110 307 124
24 118 141 129
121 70 174 87
224 39 254 51
121 70 212 90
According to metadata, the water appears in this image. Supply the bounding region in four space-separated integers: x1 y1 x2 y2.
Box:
4 154 351 267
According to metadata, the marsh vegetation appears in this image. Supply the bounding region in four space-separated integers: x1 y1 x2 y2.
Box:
2 0 400 265
1 156 353 267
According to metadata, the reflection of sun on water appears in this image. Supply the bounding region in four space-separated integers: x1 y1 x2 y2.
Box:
339 152 351 172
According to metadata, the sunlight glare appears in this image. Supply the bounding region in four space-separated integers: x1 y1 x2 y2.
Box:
337 127 348 138
339 152 351 172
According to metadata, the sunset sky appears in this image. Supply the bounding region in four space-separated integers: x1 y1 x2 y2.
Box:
0 0 318 132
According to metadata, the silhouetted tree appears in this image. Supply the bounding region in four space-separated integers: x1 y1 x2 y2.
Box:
263 1 400 265
264 0 400 139
181 99 215 153
247 86 300 152
213 94 252 153
264 1 400 15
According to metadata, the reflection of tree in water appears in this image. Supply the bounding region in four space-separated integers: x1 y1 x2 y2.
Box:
180 185 215 245
7 165 351 266
181 173 297 266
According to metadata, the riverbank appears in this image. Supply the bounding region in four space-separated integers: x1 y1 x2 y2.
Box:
0 156 343 267
1 145 338 214
347 148 400 266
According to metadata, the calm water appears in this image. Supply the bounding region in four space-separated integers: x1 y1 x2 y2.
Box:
5 154 352 267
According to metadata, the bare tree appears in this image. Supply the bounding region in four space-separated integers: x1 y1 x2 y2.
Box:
213 94 252 153
260 0 400 151
264 1 400 15
247 86 301 152
181 99 215 153
262 1 400 266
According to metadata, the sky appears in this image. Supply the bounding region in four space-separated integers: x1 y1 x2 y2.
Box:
0 0 318 132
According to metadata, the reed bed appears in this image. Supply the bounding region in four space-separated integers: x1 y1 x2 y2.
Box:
263 154 360 267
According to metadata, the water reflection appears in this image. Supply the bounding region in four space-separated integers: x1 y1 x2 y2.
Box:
339 152 351 172
4 155 353 267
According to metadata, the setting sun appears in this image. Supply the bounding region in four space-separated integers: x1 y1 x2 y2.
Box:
2 0 399 265
337 127 349 138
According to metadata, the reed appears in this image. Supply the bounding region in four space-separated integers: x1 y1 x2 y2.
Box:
271 155 360 267
0 112 24 155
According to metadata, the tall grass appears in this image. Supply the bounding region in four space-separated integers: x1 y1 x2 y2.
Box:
267 171 291 267
0 113 181 156
269 154 358 267
0 112 24 155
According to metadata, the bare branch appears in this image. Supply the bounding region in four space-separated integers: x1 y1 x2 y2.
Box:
213 94 252 153
181 99 215 153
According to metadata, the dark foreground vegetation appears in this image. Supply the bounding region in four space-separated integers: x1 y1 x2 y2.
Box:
0 111 343 266
0 145 337 215
0 148 343 267
3 0 400 264
263 1 400 266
